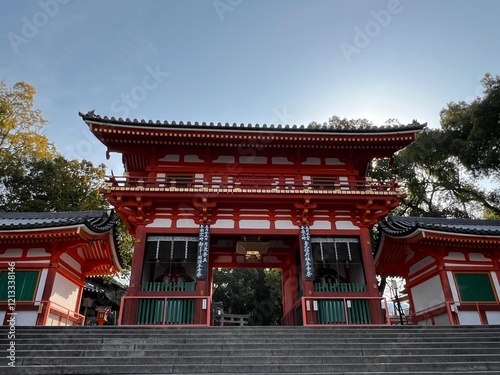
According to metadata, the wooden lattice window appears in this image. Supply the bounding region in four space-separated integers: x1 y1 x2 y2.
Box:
454 273 497 302
0 270 40 301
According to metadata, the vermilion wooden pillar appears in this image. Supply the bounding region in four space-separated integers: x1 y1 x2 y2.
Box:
36 246 61 325
282 247 299 316
298 228 315 325
359 227 384 324
435 252 457 325
121 224 146 325
128 225 147 294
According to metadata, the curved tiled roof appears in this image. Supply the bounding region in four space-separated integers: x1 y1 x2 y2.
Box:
380 215 500 237
0 210 126 271
79 110 426 134
0 210 116 233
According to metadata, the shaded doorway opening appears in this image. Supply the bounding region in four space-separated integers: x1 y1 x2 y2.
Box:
212 268 283 326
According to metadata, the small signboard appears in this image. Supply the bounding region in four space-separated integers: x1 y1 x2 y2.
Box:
196 224 210 280
300 226 314 280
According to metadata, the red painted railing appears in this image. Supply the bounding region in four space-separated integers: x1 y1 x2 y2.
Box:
20 300 85 326
106 175 400 194
412 300 500 325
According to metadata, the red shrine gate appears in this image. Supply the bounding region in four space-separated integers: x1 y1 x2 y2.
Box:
80 111 425 326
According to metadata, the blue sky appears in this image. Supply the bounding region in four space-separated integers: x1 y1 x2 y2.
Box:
1 0 499 174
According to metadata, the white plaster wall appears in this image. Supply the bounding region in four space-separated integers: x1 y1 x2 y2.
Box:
411 275 445 313
16 311 38 326
0 249 23 258
211 220 235 229
444 252 465 261
184 155 203 163
239 156 267 164
458 311 481 325
60 253 81 274
275 220 296 229
27 248 50 257
325 158 344 165
447 271 460 302
491 271 500 297
18 260 50 265
272 157 293 165
309 221 331 230
485 311 500 325
176 219 199 228
434 313 451 326
417 317 432 326
417 313 449 326
49 273 80 312
302 157 320 165
147 218 172 228
239 220 270 229
335 221 359 230
159 154 179 162
409 256 434 276
469 253 490 262
34 269 47 302
213 155 235 163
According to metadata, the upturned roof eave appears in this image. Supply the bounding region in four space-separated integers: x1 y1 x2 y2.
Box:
79 111 426 137
379 216 500 238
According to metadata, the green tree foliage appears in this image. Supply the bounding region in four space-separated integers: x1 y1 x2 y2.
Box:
212 268 282 325
0 155 108 212
370 130 483 218
0 81 133 276
0 81 54 159
368 74 500 218
441 73 500 177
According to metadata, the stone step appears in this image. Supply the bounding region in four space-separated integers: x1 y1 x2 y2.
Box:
10 340 500 353
6 370 500 375
4 326 500 374
14 346 500 358
7 330 500 339
6 325 500 331
5 361 500 374
8 330 500 340
5 325 500 335
19 353 500 366
9 339 500 349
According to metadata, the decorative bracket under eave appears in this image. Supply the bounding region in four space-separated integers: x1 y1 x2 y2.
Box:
355 199 400 228
193 197 216 224
294 198 317 226
111 197 153 236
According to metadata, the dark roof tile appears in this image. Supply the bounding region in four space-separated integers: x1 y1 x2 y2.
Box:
79 111 426 134
380 216 500 237
0 210 116 233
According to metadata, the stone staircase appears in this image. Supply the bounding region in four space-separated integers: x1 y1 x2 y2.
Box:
2 325 500 374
